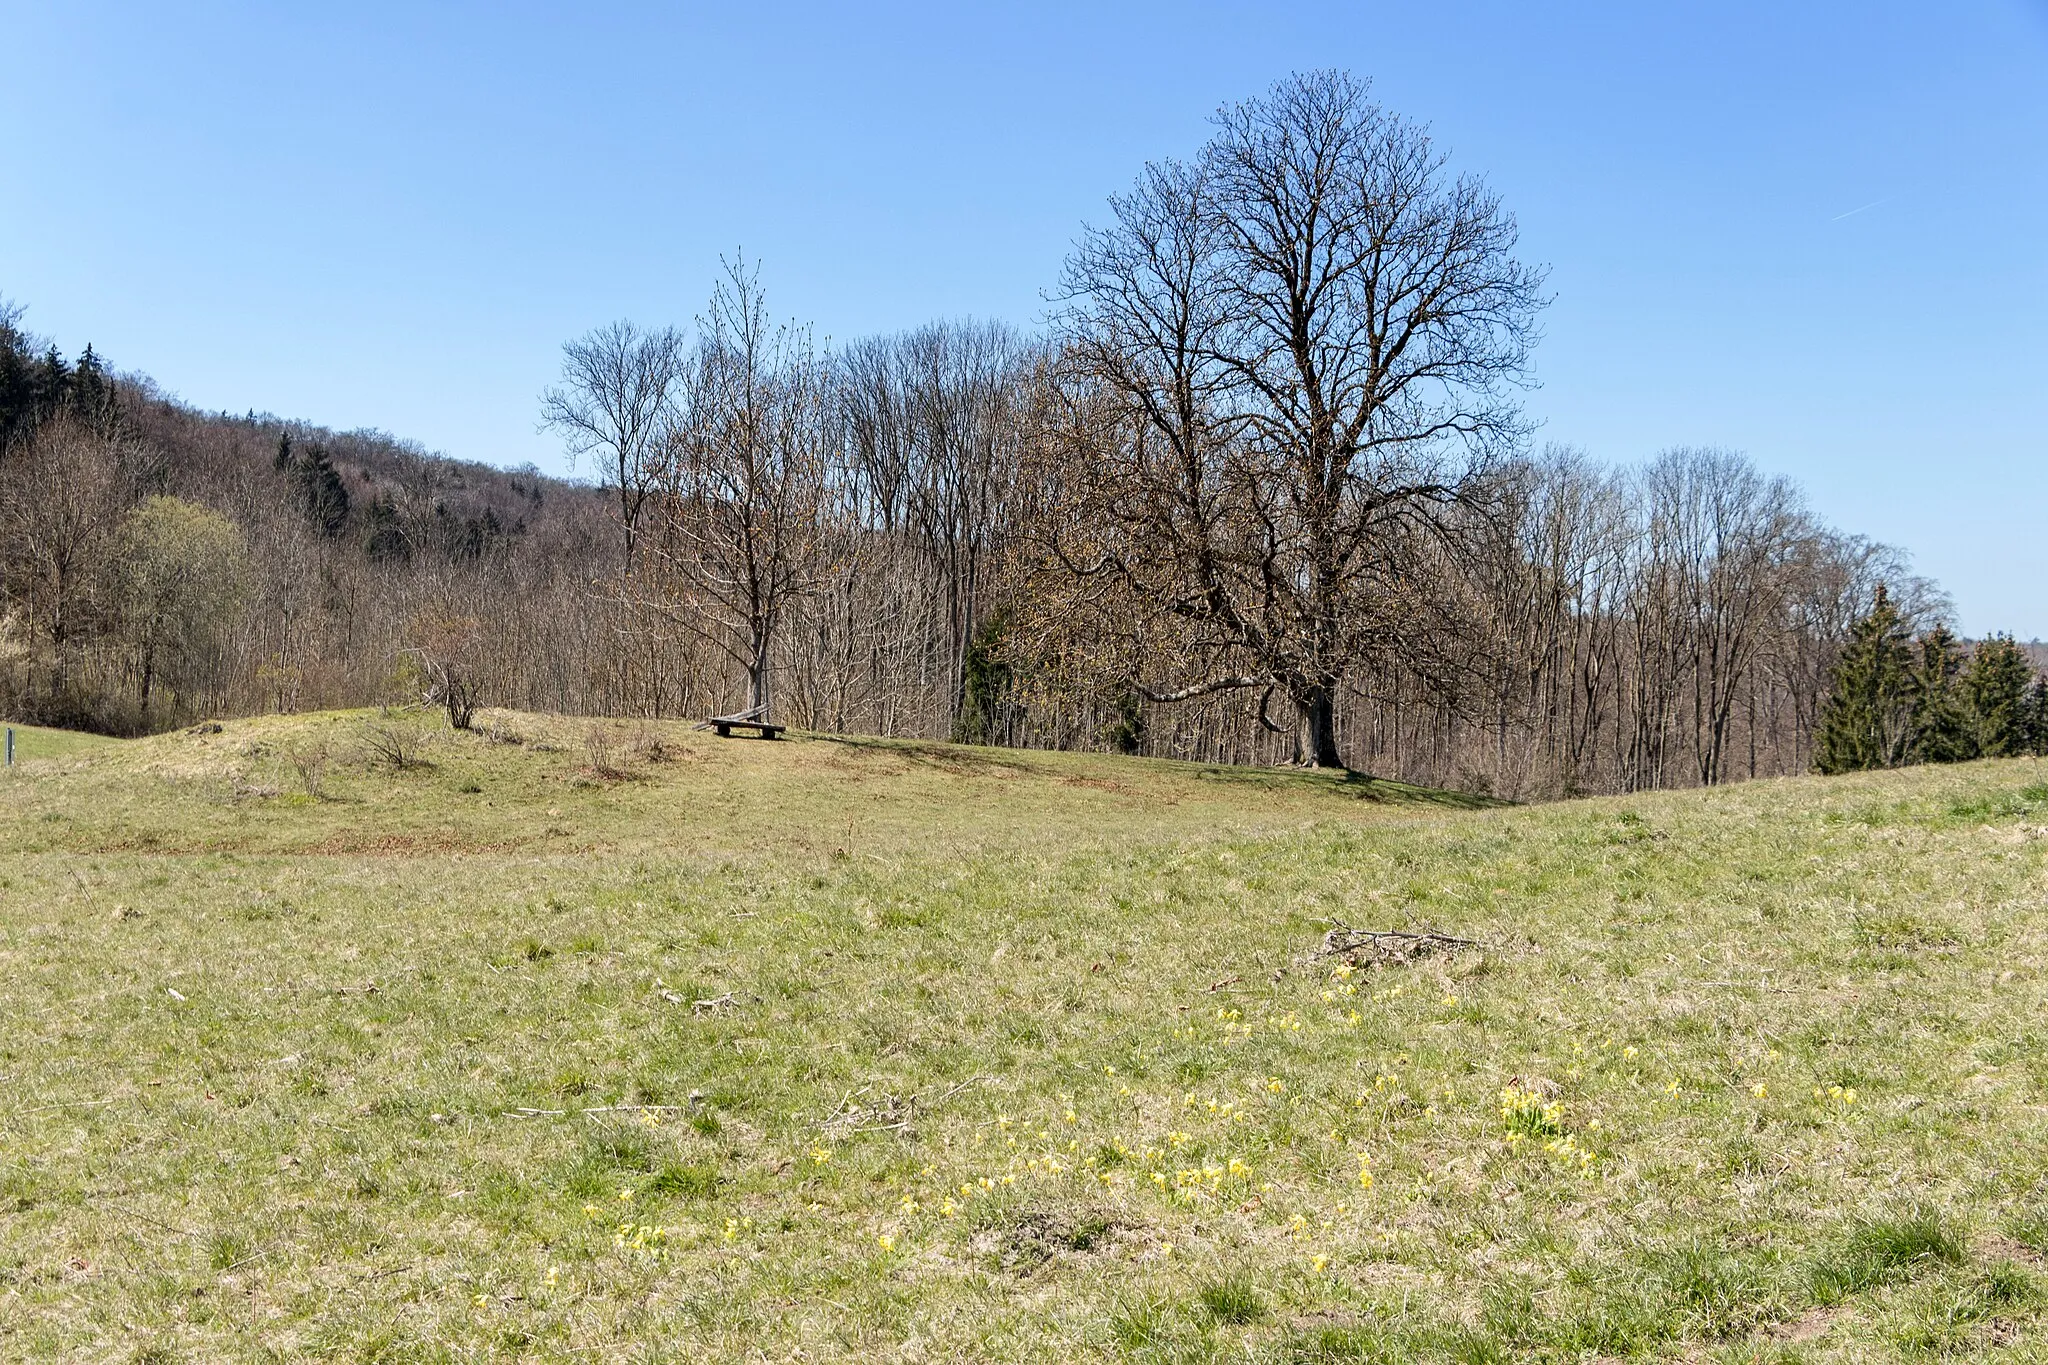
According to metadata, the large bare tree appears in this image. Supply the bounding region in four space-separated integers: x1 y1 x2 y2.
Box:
540 320 686 573
1044 70 1547 768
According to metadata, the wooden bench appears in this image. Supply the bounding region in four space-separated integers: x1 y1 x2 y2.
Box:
702 715 786 740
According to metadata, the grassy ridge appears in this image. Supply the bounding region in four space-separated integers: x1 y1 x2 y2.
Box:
3 711 2047 1361
1 721 119 764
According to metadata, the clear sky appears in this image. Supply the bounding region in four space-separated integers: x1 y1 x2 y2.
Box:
4 2 2045 634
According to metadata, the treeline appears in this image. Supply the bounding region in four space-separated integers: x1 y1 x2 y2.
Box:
2 72 2031 797
1815 589 2048 774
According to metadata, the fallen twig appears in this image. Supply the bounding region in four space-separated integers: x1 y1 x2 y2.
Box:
1315 923 1482 967
356 1261 415 1282
819 1075 985 1137
1701 979 1795 995
504 1104 696 1119
101 1200 196 1238
20 1098 122 1116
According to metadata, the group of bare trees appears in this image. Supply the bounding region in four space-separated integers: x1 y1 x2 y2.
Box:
1355 446 1943 796
1 71 1993 796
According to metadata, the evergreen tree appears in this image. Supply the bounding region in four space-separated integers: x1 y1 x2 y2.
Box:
1815 586 1914 774
275 432 350 535
1101 690 1147 755
33 345 71 421
69 343 118 434
951 614 1014 746
1961 634 2035 758
2022 678 2048 758
1908 624 1974 763
362 495 410 563
0 307 37 451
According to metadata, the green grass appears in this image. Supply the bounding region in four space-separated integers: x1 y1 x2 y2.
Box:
4 708 2048 1360
0 720 120 764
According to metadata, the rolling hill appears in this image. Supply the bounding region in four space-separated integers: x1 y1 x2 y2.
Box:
3 714 2046 1360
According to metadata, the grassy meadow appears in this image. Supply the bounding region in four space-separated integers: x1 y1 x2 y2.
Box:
4 709 2048 1361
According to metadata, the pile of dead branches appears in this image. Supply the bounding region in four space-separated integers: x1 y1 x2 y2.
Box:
1314 923 1480 969
818 1077 984 1141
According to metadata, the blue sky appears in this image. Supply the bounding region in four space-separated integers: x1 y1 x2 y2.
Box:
4 2 2045 634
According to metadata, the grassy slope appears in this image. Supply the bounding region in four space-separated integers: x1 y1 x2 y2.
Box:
1 722 119 764
3 711 2047 1362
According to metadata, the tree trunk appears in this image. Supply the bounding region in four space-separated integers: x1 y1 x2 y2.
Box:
1297 684 1345 770
746 632 771 717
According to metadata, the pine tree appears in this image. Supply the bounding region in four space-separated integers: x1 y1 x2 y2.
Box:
275 432 350 535
0 344 32 452
2022 678 2048 757
1815 586 1914 774
362 495 410 563
1101 690 1147 755
1961 634 2035 758
1908 624 1974 763
69 343 118 434
33 344 70 419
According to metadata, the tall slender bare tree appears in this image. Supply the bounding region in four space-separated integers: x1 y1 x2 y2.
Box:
651 260 831 718
541 320 686 573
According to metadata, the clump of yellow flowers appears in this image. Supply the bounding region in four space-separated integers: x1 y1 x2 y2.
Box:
1498 1084 1564 1138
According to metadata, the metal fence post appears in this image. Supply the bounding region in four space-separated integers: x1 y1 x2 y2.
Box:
4 726 12 767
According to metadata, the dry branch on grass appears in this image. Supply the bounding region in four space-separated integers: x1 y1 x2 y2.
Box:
819 1076 985 1138
1314 923 1482 968
504 1103 698 1119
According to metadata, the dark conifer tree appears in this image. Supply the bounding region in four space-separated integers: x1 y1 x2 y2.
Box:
0 309 37 451
2020 678 2048 758
1908 625 1974 763
951 614 1014 745
362 495 410 563
1961 634 2035 758
276 432 350 535
1815 586 1914 774
33 345 70 420
299 443 350 535
70 344 118 434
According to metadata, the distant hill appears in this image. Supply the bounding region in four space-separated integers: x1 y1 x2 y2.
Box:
0 302 619 735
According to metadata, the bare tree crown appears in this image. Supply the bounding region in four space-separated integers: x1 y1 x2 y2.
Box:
1046 69 1548 767
540 319 687 571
